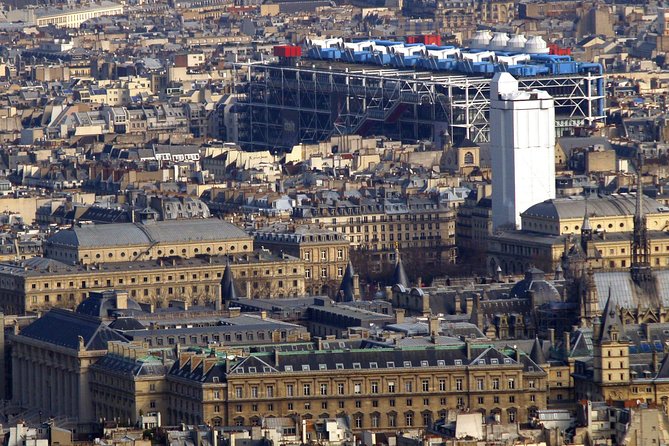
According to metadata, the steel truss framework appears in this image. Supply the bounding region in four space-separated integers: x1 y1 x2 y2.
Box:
236 62 605 151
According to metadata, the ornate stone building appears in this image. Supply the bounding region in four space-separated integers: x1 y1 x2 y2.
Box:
9 309 128 422
43 219 253 265
292 196 456 274
0 251 305 314
164 342 548 429
487 193 669 275
253 224 351 297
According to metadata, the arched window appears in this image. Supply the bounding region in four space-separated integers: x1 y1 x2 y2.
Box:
464 151 474 164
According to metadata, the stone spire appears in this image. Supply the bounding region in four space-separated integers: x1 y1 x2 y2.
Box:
220 260 239 303
337 261 359 302
530 337 547 365
392 249 409 288
580 194 593 250
631 154 651 283
598 289 623 344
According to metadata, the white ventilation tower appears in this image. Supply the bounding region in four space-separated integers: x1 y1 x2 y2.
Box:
491 72 556 230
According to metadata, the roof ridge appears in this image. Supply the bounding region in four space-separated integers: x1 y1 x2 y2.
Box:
51 307 103 323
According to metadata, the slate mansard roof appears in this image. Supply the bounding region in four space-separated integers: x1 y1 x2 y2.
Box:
169 344 545 383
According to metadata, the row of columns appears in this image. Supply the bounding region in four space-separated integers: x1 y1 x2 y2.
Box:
12 344 81 419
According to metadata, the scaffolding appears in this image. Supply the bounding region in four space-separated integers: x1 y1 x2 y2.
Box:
235 62 605 151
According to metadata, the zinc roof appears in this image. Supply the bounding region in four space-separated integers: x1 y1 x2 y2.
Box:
522 193 667 220
46 219 250 248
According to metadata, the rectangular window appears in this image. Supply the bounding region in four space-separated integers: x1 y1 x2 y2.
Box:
320 384 328 395
303 384 311 396
422 380 429 392
439 379 446 391
286 384 294 397
455 379 463 391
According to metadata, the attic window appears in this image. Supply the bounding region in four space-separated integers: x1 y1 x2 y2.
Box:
236 367 244 374
302 365 310 371
263 366 272 373
403 361 412 368
437 360 446 367
454 359 463 366
336 363 344 370
504 358 512 364
491 358 499 365
352 363 361 369
387 361 395 368
421 360 429 367
319 364 327 370
248 367 257 373
284 365 293 371
478 359 485 365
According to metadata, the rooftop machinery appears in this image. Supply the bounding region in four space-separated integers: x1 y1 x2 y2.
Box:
234 34 605 152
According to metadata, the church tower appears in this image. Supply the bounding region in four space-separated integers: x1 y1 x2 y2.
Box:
593 291 629 401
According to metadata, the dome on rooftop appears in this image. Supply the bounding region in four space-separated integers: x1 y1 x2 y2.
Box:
509 267 560 306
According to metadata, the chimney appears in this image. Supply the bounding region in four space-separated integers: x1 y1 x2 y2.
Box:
215 284 222 311
115 291 128 310
395 308 405 324
229 307 241 317
465 295 474 315
421 293 430 317
465 340 472 360
274 348 280 367
428 316 440 336
593 318 601 343
260 310 267 320
563 331 571 358
548 328 555 347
